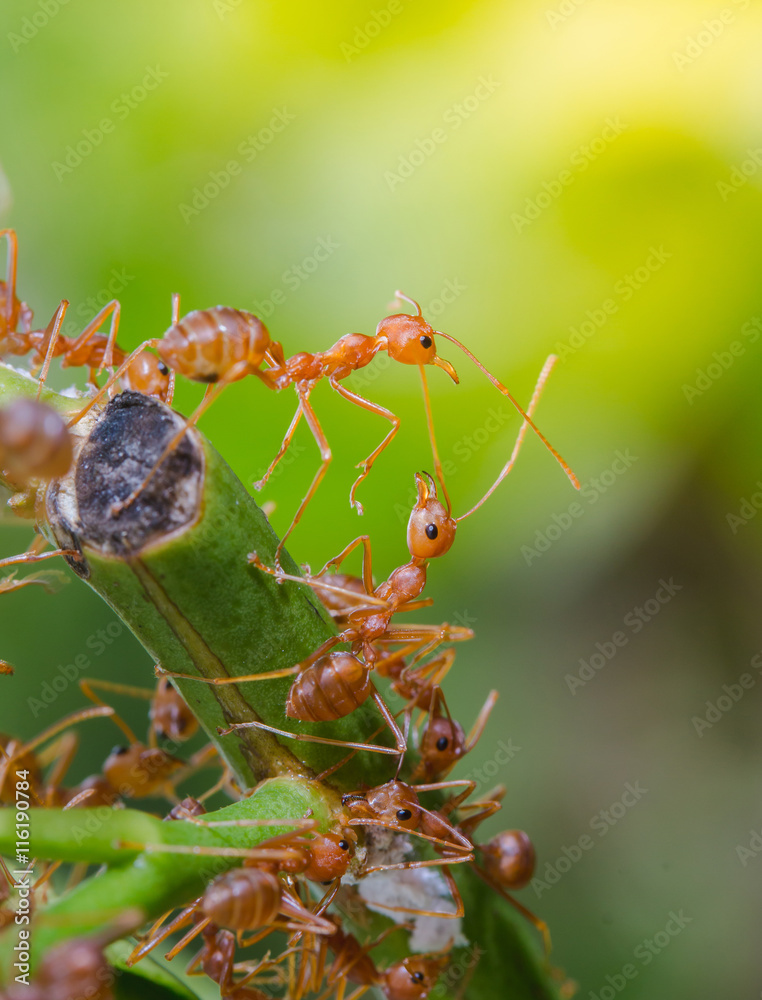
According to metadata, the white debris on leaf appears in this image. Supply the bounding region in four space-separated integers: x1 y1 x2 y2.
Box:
354 826 467 953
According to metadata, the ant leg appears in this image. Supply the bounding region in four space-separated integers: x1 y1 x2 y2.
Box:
472 864 551 955
419 365 452 515
328 376 400 515
464 689 500 752
33 300 71 395
126 901 200 965
65 299 122 375
217 718 402 757
155 662 302 686
79 679 141 746
318 533 374 595
253 397 304 491
274 388 331 568
0 230 18 323
163 915 212 961
248 554 386 607
0 548 78 573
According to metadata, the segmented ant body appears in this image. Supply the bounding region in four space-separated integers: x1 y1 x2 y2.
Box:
126 825 338 966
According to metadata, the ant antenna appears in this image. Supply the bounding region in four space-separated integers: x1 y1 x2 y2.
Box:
393 290 422 317
457 354 560 522
434 332 580 491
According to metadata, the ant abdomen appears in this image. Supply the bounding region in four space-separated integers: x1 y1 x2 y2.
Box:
480 829 536 890
202 867 282 929
0 398 72 483
286 652 372 722
158 307 271 383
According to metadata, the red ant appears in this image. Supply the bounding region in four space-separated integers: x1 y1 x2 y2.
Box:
0 229 34 356
32 296 175 401
126 824 338 966
185 924 295 999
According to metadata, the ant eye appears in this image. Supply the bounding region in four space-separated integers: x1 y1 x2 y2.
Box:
158 362 170 376
338 839 350 851
425 523 438 540
111 745 128 756
436 736 449 751
420 335 432 349
396 808 413 822
412 971 425 982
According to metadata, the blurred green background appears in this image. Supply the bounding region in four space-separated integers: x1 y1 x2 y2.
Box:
2 0 762 994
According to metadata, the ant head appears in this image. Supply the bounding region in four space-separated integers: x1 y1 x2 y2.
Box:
124 351 172 402
343 780 422 831
407 473 457 560
481 829 536 890
420 715 466 776
377 305 458 383
383 956 444 1000
302 828 356 882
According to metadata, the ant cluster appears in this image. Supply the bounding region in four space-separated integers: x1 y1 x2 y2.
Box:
0 229 578 999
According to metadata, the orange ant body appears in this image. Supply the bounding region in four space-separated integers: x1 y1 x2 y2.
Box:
127 825 339 967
